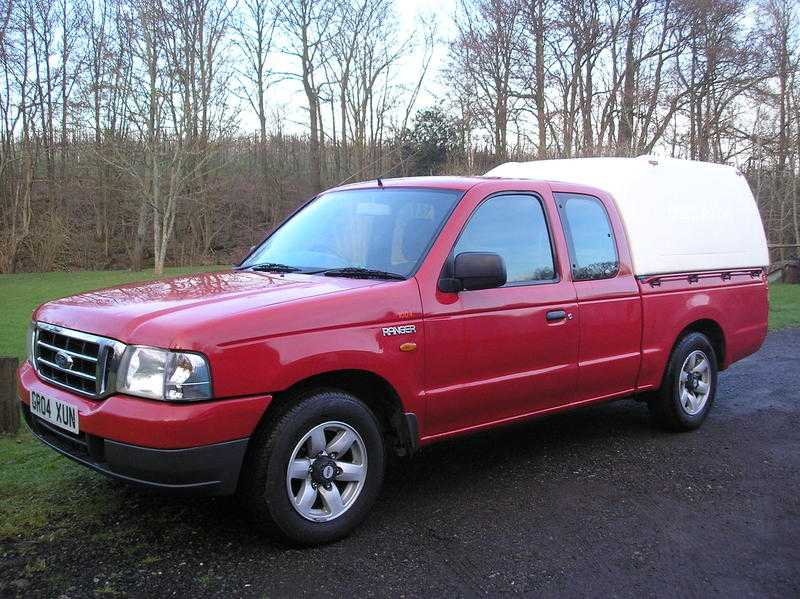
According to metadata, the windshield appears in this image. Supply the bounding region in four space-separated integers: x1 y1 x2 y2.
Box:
242 188 462 277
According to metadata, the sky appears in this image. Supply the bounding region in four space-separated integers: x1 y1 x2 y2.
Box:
404 0 460 108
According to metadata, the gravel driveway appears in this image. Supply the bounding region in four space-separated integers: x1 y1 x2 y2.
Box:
2 329 799 598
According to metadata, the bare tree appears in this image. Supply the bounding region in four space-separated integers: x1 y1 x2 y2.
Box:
237 0 277 148
520 0 553 158
278 0 335 192
1 0 799 274
753 0 800 257
57 0 83 180
449 0 524 160
676 0 762 161
0 4 37 272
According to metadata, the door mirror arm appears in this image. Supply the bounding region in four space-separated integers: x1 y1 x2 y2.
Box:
438 276 463 293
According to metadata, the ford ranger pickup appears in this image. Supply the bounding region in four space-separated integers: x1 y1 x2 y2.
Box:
18 156 769 545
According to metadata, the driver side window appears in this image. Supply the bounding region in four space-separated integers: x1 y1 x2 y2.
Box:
454 194 556 284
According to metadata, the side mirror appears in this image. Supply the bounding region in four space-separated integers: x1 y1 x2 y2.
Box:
439 252 507 292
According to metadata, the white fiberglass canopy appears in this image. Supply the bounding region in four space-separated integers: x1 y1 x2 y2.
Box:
484 156 769 276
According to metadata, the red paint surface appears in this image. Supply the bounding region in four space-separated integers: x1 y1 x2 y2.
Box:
19 176 768 450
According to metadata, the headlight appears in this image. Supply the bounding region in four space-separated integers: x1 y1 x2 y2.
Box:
117 346 212 401
26 322 36 365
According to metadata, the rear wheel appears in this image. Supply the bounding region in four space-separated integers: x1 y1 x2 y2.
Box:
648 332 718 431
238 389 385 545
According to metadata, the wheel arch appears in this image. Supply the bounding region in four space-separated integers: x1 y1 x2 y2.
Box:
657 318 726 391
259 369 418 457
677 318 726 368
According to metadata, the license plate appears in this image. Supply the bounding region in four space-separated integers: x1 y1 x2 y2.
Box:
29 390 79 434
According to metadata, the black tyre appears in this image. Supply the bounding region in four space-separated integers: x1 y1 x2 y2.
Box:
648 332 718 431
238 388 385 545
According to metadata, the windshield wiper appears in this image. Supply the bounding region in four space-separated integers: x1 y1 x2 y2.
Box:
240 262 301 273
315 267 406 280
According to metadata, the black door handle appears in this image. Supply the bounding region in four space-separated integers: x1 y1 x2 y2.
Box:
546 309 567 321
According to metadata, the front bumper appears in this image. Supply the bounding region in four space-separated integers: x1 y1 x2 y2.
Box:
22 404 248 494
17 361 272 495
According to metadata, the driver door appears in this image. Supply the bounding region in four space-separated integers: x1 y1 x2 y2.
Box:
420 190 579 438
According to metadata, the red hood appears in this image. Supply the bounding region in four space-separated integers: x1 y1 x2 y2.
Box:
34 270 383 345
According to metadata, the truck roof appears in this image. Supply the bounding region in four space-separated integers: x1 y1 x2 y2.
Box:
331 176 484 192
485 156 769 276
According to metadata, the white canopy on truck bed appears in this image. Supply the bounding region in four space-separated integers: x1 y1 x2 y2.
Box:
485 156 769 276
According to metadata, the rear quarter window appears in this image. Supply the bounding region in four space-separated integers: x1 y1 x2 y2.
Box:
556 192 619 281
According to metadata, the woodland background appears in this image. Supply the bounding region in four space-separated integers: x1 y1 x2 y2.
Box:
1 0 799 274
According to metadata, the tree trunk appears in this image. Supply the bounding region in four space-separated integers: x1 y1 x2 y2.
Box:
619 0 643 152
131 192 148 271
534 0 547 158
307 90 321 191
301 22 321 192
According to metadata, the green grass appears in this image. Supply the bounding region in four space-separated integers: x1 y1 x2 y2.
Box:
769 283 800 331
0 271 798 541
0 266 225 540
0 428 116 538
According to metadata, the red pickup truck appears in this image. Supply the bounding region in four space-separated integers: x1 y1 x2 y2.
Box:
18 157 769 545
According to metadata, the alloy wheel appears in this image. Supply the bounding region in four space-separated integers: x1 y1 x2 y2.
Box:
285 421 368 522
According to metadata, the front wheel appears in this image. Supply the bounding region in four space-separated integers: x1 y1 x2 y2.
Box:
648 332 718 431
238 389 385 545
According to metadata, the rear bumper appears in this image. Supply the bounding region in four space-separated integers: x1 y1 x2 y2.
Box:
22 402 249 495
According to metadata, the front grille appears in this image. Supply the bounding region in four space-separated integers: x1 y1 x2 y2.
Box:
33 322 125 398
